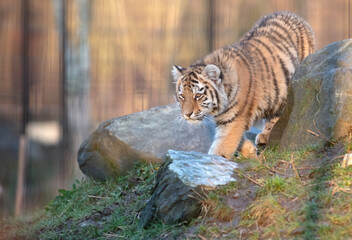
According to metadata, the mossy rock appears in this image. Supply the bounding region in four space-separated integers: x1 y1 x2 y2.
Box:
269 39 352 150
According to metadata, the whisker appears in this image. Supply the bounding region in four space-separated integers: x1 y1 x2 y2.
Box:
177 116 183 125
201 118 208 128
177 115 187 128
201 118 211 129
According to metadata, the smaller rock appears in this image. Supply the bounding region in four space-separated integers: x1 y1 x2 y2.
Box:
139 150 238 228
168 150 238 187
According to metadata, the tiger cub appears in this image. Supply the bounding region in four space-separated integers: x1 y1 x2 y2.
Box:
172 12 315 159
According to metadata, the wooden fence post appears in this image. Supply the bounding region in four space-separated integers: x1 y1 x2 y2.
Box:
15 0 29 217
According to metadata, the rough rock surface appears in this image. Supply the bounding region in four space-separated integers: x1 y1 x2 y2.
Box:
78 104 215 181
139 150 238 228
269 39 352 150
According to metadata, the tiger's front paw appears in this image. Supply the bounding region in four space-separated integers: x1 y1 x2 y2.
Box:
208 148 233 159
239 139 258 159
255 132 268 146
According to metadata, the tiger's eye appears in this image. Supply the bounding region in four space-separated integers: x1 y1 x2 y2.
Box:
195 93 203 100
179 94 184 100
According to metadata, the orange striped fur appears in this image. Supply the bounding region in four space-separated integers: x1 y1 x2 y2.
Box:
172 12 315 159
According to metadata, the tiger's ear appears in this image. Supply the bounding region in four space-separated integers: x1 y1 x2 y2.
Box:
202 64 221 85
171 65 184 81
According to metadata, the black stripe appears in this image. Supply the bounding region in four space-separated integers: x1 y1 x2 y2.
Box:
248 43 266 76
251 40 276 107
256 105 264 114
254 28 290 48
286 22 301 57
270 67 280 105
296 25 304 60
302 24 313 53
301 25 311 58
213 87 220 106
307 26 315 54
272 23 300 64
268 29 287 43
189 72 198 78
266 31 296 65
278 57 291 86
252 38 275 58
240 50 254 107
234 50 253 117
246 103 255 118
269 20 296 48
226 84 233 98
216 100 238 117
248 42 271 111
216 84 240 117
248 42 270 74
209 89 214 101
217 113 238 125
249 42 266 63
190 79 199 84
263 107 275 119
306 34 314 55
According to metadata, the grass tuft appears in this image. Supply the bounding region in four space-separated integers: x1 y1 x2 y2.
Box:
200 192 235 222
263 175 287 193
244 194 285 227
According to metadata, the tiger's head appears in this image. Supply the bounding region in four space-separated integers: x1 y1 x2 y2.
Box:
172 64 227 123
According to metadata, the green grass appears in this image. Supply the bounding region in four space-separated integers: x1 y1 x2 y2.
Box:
3 143 352 240
200 191 235 221
4 162 187 240
235 143 352 240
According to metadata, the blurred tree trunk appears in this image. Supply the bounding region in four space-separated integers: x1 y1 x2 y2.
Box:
54 0 92 183
208 0 215 52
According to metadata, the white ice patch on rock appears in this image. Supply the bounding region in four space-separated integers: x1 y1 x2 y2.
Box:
167 150 238 187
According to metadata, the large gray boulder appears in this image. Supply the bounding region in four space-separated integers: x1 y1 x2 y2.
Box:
269 39 352 149
78 104 215 181
139 150 238 228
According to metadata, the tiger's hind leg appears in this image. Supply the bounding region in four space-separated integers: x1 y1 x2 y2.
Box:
255 117 279 146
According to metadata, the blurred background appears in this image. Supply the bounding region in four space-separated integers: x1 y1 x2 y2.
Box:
0 0 351 218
